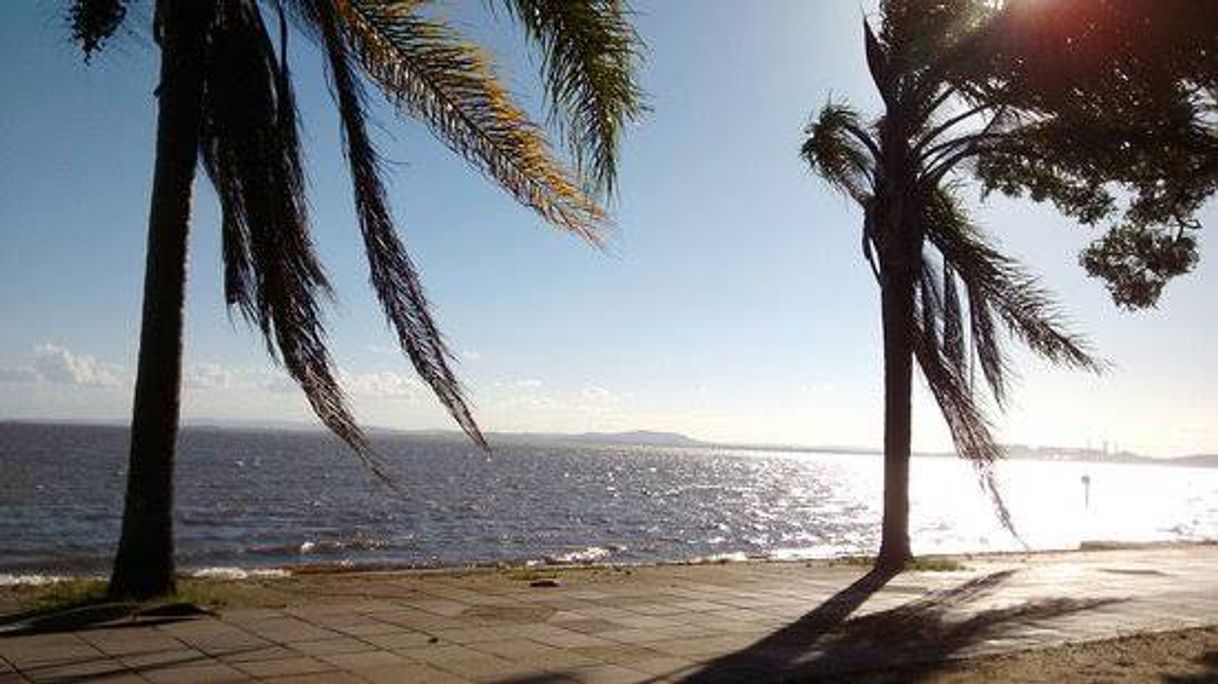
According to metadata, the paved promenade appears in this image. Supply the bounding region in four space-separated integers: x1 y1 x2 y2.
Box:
2 545 1215 682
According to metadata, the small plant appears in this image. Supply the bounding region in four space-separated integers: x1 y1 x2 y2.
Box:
24 579 108 613
905 557 965 572
504 568 560 583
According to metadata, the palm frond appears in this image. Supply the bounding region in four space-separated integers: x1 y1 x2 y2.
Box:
802 104 877 205
331 0 606 242
199 0 380 473
493 0 645 195
941 264 966 374
313 1 487 451
70 0 128 59
911 316 1018 539
921 188 1103 383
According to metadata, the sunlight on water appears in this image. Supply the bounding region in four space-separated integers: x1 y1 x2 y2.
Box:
2 424 1216 575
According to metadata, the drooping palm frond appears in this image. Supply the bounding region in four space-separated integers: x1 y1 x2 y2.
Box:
198 0 378 472
311 0 486 451
801 104 878 205
70 0 128 59
330 0 606 242
910 316 1017 537
493 0 645 195
922 189 1103 380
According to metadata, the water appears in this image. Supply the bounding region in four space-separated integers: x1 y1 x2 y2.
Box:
2 422 1216 580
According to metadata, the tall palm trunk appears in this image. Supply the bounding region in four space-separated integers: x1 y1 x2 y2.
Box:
877 264 916 569
109 0 213 600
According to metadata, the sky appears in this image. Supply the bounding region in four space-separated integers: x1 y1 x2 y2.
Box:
1 2 1216 457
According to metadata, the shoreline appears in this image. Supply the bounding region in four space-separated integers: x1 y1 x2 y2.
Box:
3 543 1216 681
3 538 1214 588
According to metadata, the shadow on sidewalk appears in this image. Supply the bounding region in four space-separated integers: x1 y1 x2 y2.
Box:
680 567 1123 683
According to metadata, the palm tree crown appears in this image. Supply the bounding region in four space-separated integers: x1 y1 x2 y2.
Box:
71 0 645 465
802 8 1103 535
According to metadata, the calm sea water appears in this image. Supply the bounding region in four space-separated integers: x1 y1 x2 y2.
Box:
2 422 1216 581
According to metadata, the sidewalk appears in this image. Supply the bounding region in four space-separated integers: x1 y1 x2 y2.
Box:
2 545 1215 682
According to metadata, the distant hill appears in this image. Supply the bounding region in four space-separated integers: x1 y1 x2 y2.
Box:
1170 454 1218 468
488 430 707 447
570 430 707 447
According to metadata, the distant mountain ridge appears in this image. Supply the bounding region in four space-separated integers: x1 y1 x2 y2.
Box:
5 419 1216 467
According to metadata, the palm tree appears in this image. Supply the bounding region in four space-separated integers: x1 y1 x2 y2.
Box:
69 0 643 599
801 3 1104 569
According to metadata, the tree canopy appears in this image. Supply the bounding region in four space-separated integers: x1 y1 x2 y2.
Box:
914 0 1218 308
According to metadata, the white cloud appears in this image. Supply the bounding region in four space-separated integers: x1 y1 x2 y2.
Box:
185 363 235 390
0 367 39 383
262 374 297 395
579 385 621 405
342 370 424 400
515 378 543 389
29 344 125 388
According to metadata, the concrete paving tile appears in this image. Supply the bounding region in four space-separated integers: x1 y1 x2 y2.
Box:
395 643 531 681
320 649 415 671
627 655 698 677
20 655 127 683
368 609 467 631
360 630 436 650
287 636 374 656
471 638 596 670
329 619 404 637
219 608 284 623
232 655 334 678
559 663 652 684
596 628 672 645
0 634 102 668
142 662 250 683
431 626 517 645
0 674 28 684
411 599 470 617
217 646 298 664
120 647 210 670
79 627 185 656
263 672 365 684
175 629 273 656
356 661 472 684
557 619 626 635
647 634 758 658
604 615 680 630
241 617 338 643
623 603 689 617
569 643 666 666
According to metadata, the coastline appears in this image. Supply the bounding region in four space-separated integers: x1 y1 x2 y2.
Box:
4 543 1218 681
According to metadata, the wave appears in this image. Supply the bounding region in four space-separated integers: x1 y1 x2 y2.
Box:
0 573 93 586
544 545 621 564
189 567 291 580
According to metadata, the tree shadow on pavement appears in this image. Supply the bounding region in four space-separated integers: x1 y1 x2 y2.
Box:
682 568 1124 683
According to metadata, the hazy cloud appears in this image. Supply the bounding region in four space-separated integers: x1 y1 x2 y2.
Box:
20 344 126 388
0 367 39 383
342 370 424 400
185 363 235 390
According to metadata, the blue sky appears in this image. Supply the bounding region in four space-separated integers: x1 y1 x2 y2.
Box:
2 2 1216 457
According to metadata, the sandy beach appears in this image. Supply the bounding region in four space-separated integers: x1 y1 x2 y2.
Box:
2 543 1216 682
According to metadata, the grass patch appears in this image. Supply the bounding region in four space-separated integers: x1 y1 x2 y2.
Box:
828 555 877 568
18 578 231 616
905 556 965 572
503 569 560 583
23 579 109 614
826 555 965 572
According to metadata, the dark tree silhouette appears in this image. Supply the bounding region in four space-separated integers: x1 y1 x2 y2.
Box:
69 0 643 599
802 0 1213 569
